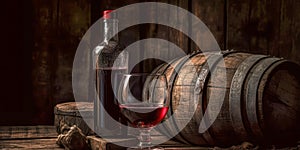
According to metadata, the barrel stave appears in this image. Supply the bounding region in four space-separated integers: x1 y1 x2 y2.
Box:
151 51 300 146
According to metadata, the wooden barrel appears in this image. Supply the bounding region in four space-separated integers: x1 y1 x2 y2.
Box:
54 102 94 135
153 51 300 146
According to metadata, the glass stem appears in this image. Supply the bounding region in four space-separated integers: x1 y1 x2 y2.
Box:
138 128 152 148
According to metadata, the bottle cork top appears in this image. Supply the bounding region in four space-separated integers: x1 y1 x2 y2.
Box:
103 10 113 19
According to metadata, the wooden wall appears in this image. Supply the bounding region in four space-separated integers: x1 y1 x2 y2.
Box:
1 0 299 125
30 0 90 124
227 0 300 63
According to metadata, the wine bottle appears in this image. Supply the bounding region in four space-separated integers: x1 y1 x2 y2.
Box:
93 10 128 136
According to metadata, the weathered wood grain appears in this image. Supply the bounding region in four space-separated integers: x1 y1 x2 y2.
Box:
205 52 251 145
31 0 90 124
259 60 300 144
277 0 300 64
0 126 57 140
0 126 62 149
229 55 267 141
191 0 225 50
87 135 212 150
227 0 300 65
152 51 300 146
32 0 59 124
167 0 189 56
0 124 298 150
0 138 63 150
54 0 90 103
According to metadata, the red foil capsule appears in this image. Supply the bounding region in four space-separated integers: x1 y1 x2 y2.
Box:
103 10 113 19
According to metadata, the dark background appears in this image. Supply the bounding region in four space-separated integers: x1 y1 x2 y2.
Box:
1 0 300 125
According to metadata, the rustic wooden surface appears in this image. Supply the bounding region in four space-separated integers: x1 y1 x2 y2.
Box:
259 61 300 143
0 126 62 149
1 126 299 149
0 138 62 150
31 0 91 124
151 51 300 146
191 0 225 50
88 135 212 150
227 0 300 64
0 126 57 140
0 126 213 149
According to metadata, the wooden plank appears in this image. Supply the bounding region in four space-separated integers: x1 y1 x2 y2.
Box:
32 0 59 124
167 0 189 56
1 126 298 149
227 0 300 66
191 0 225 50
88 135 134 150
0 126 57 140
134 0 165 73
0 138 63 150
31 0 91 124
88 135 212 150
0 126 62 149
277 0 300 64
119 0 142 73
54 0 91 104
140 0 189 73
227 0 251 52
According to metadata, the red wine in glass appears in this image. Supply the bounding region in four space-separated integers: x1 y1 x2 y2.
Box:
119 103 168 128
118 73 169 149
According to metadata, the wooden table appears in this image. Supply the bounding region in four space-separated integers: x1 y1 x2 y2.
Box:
0 126 63 149
2 126 298 149
0 126 211 150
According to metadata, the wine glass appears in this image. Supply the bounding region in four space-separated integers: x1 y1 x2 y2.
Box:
118 73 169 149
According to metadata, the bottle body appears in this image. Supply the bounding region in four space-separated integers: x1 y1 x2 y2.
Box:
93 14 128 136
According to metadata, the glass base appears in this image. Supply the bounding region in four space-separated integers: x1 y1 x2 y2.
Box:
126 128 164 150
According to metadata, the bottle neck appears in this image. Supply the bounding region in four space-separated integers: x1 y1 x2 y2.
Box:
103 19 118 43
